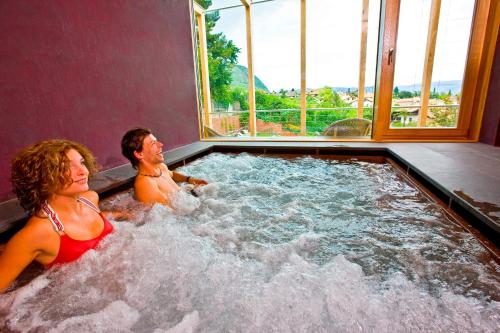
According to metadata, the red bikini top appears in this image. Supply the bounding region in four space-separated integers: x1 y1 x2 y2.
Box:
41 196 113 267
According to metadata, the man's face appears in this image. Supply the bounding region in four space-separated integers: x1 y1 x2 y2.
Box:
136 134 164 165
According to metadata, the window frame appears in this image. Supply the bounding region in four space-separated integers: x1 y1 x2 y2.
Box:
372 0 498 141
192 0 499 142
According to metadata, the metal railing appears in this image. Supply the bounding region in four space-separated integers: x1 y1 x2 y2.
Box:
204 103 460 136
207 107 373 137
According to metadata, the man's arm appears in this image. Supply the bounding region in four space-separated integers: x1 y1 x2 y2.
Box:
171 171 208 186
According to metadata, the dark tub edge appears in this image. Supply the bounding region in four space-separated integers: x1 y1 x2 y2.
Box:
1 141 498 245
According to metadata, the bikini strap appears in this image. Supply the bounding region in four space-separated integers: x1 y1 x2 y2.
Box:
41 201 65 233
77 196 101 214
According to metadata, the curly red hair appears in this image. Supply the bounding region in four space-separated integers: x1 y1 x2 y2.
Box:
11 140 98 214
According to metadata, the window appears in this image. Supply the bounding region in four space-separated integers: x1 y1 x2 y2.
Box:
193 0 497 141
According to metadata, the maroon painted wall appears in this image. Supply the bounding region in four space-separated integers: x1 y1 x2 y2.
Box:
480 33 500 146
0 0 200 201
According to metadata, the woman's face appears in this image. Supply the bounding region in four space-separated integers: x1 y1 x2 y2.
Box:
58 148 90 196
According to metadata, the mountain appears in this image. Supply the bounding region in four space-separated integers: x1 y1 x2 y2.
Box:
330 80 462 95
231 65 270 93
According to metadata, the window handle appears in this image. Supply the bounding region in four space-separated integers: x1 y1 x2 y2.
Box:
388 48 395 65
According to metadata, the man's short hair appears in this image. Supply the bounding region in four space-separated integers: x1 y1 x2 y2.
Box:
121 127 152 169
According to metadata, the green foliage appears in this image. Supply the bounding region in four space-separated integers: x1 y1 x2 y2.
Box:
226 86 374 134
430 107 457 127
255 90 298 110
253 90 300 130
305 108 373 134
398 90 414 98
391 120 417 128
231 87 249 110
429 99 458 127
325 88 348 107
430 87 438 99
239 111 249 128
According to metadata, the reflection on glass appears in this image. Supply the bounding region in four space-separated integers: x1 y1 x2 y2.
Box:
391 0 475 129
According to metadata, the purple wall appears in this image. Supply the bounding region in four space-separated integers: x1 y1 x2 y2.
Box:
0 0 200 201
480 33 500 146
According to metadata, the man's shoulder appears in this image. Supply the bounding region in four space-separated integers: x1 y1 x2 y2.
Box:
134 176 157 200
135 174 157 186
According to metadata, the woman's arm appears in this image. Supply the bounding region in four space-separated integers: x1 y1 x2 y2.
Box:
0 219 55 292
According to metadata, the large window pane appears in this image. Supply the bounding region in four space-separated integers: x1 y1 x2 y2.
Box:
306 0 380 136
428 0 474 128
391 0 475 128
252 0 301 136
209 6 249 136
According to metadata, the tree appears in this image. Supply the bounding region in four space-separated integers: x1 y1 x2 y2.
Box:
393 86 400 97
196 0 240 108
398 90 414 99
231 87 249 110
317 87 348 108
318 87 334 107
430 87 438 99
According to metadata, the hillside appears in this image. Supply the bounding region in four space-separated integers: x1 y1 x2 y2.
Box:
231 65 270 93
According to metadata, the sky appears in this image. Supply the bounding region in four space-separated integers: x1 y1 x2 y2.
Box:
206 0 475 92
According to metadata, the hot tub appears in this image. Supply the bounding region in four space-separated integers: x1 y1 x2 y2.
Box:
0 152 498 332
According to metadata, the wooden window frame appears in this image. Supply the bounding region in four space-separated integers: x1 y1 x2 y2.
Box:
192 0 498 142
373 0 499 141
193 2 212 128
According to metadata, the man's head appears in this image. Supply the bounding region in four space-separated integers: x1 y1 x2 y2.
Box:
121 128 164 169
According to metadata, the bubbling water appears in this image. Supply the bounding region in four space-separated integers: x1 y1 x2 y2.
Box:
1 153 499 332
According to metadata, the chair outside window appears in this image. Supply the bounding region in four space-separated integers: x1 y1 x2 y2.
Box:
322 118 372 137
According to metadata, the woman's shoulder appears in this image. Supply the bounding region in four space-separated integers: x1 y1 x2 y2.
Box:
79 190 99 206
18 215 58 243
4 214 59 266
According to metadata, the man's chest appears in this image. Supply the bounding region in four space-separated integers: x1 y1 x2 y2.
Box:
157 175 180 194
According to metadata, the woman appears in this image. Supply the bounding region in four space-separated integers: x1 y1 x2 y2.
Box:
0 140 113 292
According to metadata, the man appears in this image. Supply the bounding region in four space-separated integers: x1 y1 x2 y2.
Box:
121 128 207 207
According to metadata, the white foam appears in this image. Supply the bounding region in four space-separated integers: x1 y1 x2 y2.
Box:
161 310 199 333
2 153 499 332
168 190 200 215
47 300 139 333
